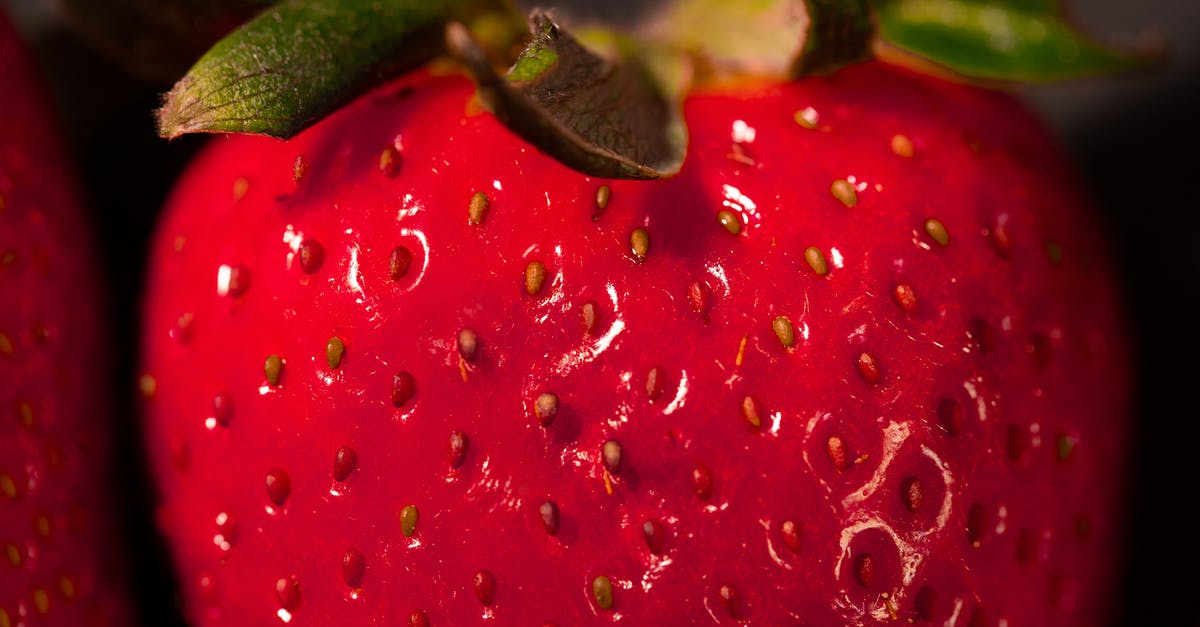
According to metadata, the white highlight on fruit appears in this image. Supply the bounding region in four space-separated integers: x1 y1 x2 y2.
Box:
640 555 674 592
722 184 760 228
399 228 429 292
947 598 964 626
731 119 757 143
554 283 626 374
830 247 845 269
216 264 233 296
768 411 782 437
843 421 911 508
344 243 363 295
963 376 988 422
759 518 793 571
277 609 292 623
706 263 731 297
282 224 303 269
663 370 689 415
915 444 956 540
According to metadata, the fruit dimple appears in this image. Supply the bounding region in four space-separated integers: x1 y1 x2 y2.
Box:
718 583 740 619
535 392 559 427
853 553 875 588
448 431 468 468
333 446 357 482
901 477 923 513
213 392 233 427
342 549 365 587
275 575 300 611
914 585 937 620
388 246 413 281
392 371 416 407
539 501 560 536
856 352 881 384
826 434 850 472
642 519 665 555
298 239 324 274
265 469 291 507
692 463 713 500
967 503 988 547
937 398 965 435
473 569 496 606
780 520 801 552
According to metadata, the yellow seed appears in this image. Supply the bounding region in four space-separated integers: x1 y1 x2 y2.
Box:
36 514 51 537
0 332 12 356
264 355 284 386
232 177 249 201
1 607 11 627
292 155 308 183
139 374 157 398
630 228 650 261
717 210 742 235
400 504 419 537
804 246 828 275
891 134 914 158
831 179 857 208
924 218 949 246
468 191 490 225
59 576 76 599
33 587 49 614
17 402 33 428
326 337 345 369
595 185 611 210
379 146 401 177
773 316 795 348
1 473 17 499
794 107 819 129
525 261 548 296
4 543 20 566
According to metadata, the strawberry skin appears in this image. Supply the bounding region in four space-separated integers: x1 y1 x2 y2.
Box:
1 14 131 627
142 62 1129 625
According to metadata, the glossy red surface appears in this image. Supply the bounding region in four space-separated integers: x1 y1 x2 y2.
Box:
0 13 130 627
142 62 1129 625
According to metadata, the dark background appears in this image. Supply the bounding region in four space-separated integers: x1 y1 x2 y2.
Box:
4 1 1197 624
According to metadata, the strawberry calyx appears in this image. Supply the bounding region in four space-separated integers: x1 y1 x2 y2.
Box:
156 0 1151 179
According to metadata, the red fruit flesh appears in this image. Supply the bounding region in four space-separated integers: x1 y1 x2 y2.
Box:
142 62 1129 625
1 14 130 627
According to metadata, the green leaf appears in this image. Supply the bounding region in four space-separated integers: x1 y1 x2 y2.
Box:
447 12 685 179
157 0 499 139
874 0 1146 81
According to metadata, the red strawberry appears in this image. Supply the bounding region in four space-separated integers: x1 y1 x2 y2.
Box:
0 13 131 627
141 39 1130 627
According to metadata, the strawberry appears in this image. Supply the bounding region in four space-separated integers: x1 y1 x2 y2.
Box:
141 2 1133 625
1 12 131 627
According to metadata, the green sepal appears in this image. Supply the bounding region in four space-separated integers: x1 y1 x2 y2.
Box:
873 0 1151 81
447 12 686 179
157 0 498 139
